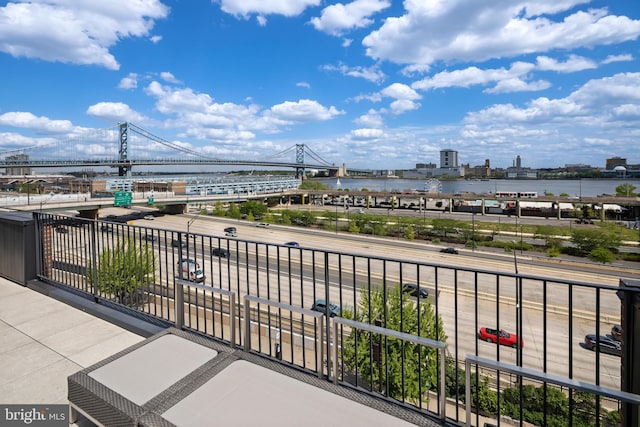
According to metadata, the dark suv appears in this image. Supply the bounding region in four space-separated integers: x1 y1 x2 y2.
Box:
402 283 429 298
584 334 621 356
211 247 230 257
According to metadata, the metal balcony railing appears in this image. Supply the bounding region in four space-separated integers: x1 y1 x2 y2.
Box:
32 212 640 426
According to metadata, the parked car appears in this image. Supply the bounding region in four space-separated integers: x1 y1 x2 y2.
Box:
611 324 622 341
311 299 340 317
584 334 621 356
478 327 523 348
402 283 429 298
211 247 230 257
143 215 154 220
256 222 270 228
283 241 300 248
440 247 458 254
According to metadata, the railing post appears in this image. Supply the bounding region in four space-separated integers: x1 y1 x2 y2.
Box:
439 346 446 422
90 220 99 302
230 292 236 349
465 358 471 427
317 316 324 379
175 280 184 329
244 296 251 352
324 251 331 378
333 320 339 384
619 279 640 426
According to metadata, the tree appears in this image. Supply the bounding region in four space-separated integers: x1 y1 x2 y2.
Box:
615 183 637 197
571 229 621 254
534 225 564 249
431 218 460 238
227 203 241 219
87 239 155 306
299 180 328 190
404 224 415 240
342 285 446 403
587 247 614 264
240 200 268 218
213 201 225 216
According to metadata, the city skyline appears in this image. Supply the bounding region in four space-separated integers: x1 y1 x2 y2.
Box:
0 1 639 170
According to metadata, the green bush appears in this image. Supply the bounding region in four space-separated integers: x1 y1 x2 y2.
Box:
547 247 561 257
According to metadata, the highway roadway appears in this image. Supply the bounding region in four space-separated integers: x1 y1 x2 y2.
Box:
50 208 637 391
116 211 636 390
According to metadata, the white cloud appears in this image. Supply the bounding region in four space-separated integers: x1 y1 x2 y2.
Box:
310 0 390 36
378 83 421 114
350 128 385 139
362 2 640 69
150 35 162 43
118 73 138 90
354 109 384 127
267 99 344 123
160 72 180 84
388 99 420 114
0 132 56 150
536 55 597 72
602 54 633 64
484 78 551 94
296 81 311 89
322 63 386 84
86 102 147 123
0 1 169 69
411 61 556 94
0 111 74 134
466 72 640 125
380 83 420 100
215 0 320 18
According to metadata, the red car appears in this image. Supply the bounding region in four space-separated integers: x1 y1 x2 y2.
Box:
478 327 524 348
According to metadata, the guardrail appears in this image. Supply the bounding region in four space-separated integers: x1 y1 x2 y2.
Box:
243 295 325 379
332 316 447 422
465 355 640 426
31 212 639 425
175 278 237 348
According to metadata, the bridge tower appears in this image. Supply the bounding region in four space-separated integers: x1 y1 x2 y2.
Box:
295 144 305 179
118 122 131 177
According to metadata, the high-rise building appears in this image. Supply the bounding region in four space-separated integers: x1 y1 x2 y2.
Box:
5 154 31 175
440 149 458 168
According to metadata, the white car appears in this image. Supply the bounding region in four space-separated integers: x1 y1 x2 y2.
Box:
257 222 270 228
143 215 154 220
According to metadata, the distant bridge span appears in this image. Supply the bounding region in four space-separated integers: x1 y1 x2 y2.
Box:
0 158 340 172
0 121 372 176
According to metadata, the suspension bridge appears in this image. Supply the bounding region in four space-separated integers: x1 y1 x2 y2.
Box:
0 122 351 177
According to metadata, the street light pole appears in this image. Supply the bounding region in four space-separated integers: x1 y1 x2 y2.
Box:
472 213 476 252
512 240 522 369
520 225 523 254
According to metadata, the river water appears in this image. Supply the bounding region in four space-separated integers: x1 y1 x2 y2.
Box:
317 178 638 198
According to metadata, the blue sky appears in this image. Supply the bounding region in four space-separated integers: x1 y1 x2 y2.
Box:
0 0 639 171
